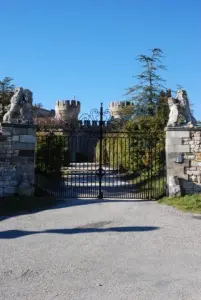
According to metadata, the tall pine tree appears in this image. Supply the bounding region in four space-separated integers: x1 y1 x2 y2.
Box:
126 48 166 116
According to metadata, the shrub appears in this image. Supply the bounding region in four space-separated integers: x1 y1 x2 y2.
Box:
35 132 68 179
96 126 165 177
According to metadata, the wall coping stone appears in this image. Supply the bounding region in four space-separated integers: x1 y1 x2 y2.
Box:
0 123 36 129
165 126 201 132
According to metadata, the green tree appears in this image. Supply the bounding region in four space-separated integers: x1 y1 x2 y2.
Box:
35 132 68 179
126 48 166 116
0 77 15 121
155 89 171 127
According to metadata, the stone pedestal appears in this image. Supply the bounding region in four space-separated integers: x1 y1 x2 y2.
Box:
166 127 201 196
0 123 36 197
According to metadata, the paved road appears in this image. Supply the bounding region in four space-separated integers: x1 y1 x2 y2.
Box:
1 199 201 300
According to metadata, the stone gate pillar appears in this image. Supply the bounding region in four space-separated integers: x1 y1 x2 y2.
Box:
0 123 36 196
166 127 201 196
0 86 36 197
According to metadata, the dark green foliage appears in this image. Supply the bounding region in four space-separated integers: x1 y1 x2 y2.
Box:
96 118 165 178
35 133 68 179
126 48 166 116
156 89 170 126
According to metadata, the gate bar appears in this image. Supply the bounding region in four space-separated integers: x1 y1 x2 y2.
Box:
97 103 103 199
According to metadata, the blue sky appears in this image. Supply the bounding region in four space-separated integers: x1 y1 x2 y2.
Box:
0 0 201 119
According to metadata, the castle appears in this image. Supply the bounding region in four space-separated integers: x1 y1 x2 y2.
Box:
34 99 134 123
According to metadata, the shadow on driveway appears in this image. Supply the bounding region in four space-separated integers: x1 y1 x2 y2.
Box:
0 225 160 239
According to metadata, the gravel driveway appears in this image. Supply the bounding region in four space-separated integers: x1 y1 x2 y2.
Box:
0 198 201 300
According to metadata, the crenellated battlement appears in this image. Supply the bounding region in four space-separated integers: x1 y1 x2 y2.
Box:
34 98 134 123
109 101 134 119
109 101 134 108
55 100 81 108
55 99 81 121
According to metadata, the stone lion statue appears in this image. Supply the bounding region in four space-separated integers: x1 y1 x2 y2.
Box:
167 89 197 127
20 89 33 124
3 87 33 124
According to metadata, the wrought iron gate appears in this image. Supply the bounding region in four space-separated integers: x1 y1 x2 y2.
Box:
35 104 166 199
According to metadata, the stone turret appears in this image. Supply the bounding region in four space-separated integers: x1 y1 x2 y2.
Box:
55 100 81 122
109 101 134 120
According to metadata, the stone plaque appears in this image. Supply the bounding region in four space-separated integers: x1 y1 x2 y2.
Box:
195 153 201 162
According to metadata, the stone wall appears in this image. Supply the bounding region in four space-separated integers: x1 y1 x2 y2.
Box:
0 123 36 197
166 127 201 195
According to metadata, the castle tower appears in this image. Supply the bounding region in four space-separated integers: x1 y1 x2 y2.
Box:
55 100 81 122
109 101 134 120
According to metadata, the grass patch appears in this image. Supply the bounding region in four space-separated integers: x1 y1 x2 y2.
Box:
0 195 56 216
158 194 201 214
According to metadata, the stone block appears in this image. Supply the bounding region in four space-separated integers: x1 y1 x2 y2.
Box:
166 144 190 153
184 154 195 160
13 127 28 135
4 175 12 181
3 144 11 150
194 185 201 192
194 171 201 175
12 142 27 150
182 138 191 142
6 150 13 155
187 171 194 175
26 143 35 150
168 176 181 197
166 137 182 146
20 135 36 143
1 126 13 133
191 160 201 167
12 156 29 164
166 131 190 138
28 128 36 135
188 167 197 171
182 141 190 145
18 150 35 157
186 170 201 176
0 145 6 157
12 135 20 142
10 180 18 186
0 136 7 141
1 131 11 136
3 186 17 194
194 132 201 137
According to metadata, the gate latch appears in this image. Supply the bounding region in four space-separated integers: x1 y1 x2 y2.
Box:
96 168 106 177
